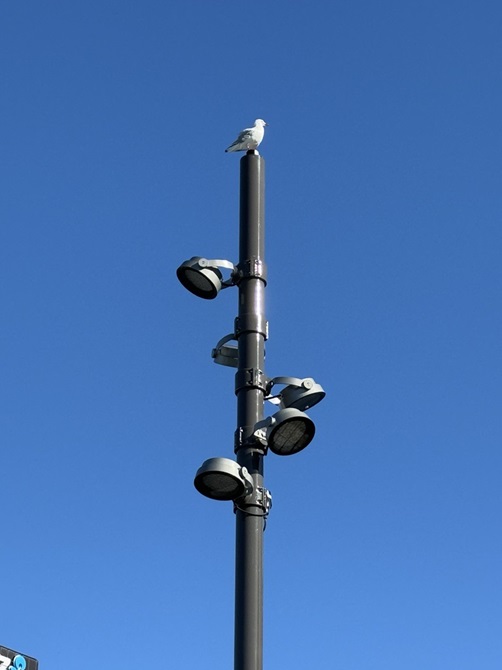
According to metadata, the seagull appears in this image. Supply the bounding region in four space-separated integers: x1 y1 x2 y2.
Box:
225 119 268 153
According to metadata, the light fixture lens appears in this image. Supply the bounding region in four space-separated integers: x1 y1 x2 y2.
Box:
194 457 251 500
176 259 222 299
195 471 243 500
267 408 316 456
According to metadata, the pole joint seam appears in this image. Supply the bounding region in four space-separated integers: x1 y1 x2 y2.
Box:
234 314 268 339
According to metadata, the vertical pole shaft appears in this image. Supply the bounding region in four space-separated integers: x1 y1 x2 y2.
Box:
234 152 266 670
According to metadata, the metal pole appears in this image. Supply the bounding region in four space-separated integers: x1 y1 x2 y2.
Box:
234 151 266 670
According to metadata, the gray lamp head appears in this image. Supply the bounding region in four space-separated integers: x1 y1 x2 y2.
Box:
176 257 223 299
279 378 325 411
258 408 316 456
212 334 239 368
194 457 253 501
266 377 326 411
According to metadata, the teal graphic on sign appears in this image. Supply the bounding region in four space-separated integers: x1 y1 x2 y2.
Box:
0 655 25 670
0 647 38 670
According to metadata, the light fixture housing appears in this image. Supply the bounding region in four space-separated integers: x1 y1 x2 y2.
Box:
254 408 316 456
266 376 326 411
176 257 235 299
194 457 254 501
212 334 239 368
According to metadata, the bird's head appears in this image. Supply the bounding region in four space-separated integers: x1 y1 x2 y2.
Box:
255 119 268 127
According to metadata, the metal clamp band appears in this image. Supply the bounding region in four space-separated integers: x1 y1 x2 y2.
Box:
233 486 272 517
235 368 268 394
234 426 267 453
235 257 268 283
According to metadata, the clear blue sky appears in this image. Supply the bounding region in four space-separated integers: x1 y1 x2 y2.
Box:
1 1 501 668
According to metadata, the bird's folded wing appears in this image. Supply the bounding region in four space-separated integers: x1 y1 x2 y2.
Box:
235 129 251 143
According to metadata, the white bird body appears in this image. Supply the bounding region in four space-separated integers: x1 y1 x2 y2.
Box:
225 119 268 153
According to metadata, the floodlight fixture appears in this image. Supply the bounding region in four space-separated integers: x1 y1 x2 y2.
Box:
254 407 316 456
176 257 236 299
212 334 239 368
194 457 254 501
265 377 326 411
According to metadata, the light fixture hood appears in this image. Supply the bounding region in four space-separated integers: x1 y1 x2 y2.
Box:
265 376 326 411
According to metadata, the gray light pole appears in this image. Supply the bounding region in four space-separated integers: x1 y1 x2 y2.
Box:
177 146 325 670
234 152 266 670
